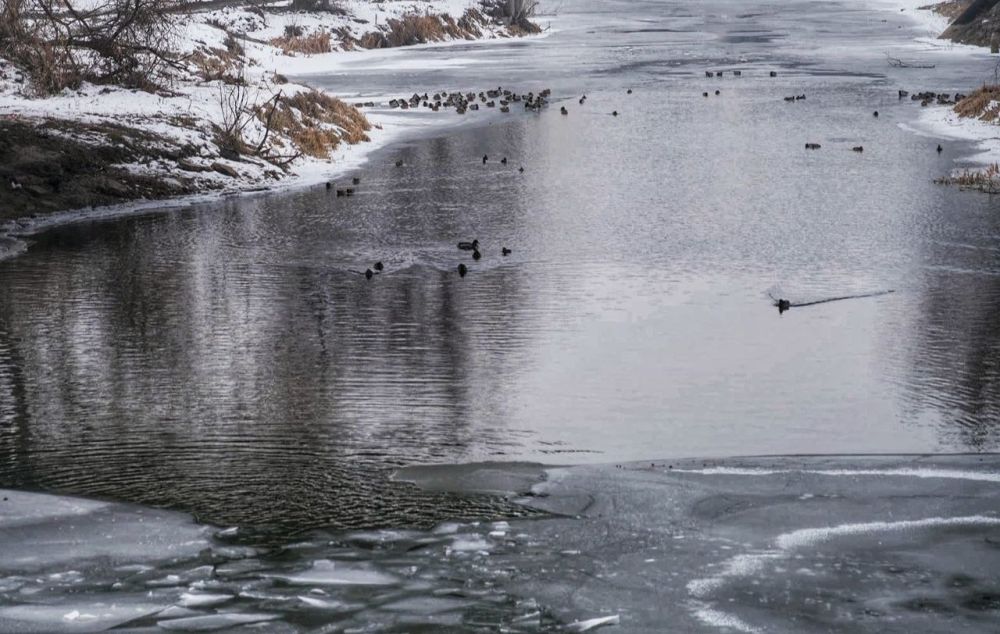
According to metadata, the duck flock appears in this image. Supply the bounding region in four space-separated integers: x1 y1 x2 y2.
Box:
331 71 953 288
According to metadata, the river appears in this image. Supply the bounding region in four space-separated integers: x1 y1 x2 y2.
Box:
0 0 998 546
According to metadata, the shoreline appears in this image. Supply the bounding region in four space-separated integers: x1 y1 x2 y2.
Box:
0 0 555 260
1 1 996 262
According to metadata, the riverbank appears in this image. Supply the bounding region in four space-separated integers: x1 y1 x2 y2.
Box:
0 0 546 238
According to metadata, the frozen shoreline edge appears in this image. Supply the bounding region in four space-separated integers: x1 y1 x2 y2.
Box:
0 23 555 262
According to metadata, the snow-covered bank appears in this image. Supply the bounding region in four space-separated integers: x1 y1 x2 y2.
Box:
0 0 547 250
873 0 1000 179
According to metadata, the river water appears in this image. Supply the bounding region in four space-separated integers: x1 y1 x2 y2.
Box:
1 0 999 538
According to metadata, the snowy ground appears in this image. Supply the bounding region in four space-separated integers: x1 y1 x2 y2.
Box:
0 0 544 232
880 0 1000 170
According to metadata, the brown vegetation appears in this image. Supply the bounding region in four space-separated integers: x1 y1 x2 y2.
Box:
936 163 1000 194
954 85 1000 122
258 90 370 159
189 35 246 83
270 30 333 55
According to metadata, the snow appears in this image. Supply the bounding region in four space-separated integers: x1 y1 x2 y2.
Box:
775 515 1000 549
0 0 542 242
565 614 621 632
672 466 1000 483
177 592 234 608
156 612 280 631
907 103 1000 166
268 559 399 586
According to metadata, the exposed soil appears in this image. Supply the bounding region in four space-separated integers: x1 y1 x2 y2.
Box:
0 118 207 223
940 0 1000 47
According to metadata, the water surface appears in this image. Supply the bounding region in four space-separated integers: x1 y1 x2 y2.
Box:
1 0 999 534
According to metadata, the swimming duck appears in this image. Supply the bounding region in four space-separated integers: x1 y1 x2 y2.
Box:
472 249 482 261
483 154 488 164
873 110 879 118
715 90 720 95
501 157 508 165
777 299 791 313
458 239 479 251
395 160 404 167
852 146 863 152
937 144 942 153
703 92 709 97
627 88 633 94
502 247 512 256
613 111 619 116
365 269 374 280
458 263 468 277
560 106 568 115
325 182 332 190
519 166 524 173
353 177 361 185
374 261 384 272
769 71 778 77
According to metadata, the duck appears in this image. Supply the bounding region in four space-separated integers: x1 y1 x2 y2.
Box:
352 177 361 185
612 111 619 116
472 249 482 261
374 261 384 272
365 268 374 280
483 154 488 164
873 110 879 118
805 143 821 149
395 160 404 167
458 239 479 251
457 263 468 277
560 106 568 115
336 189 346 197
852 146 863 152
518 166 524 173
715 90 720 95
502 247 512 256
627 88 633 94
937 144 943 153
325 182 332 190
769 71 778 77
703 92 709 97
777 299 791 313
501 157 508 165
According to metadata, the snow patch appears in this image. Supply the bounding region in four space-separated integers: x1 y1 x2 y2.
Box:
672 466 1000 483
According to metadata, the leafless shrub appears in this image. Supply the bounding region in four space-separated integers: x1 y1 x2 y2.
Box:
1 0 185 94
288 0 344 13
270 30 332 55
482 0 541 32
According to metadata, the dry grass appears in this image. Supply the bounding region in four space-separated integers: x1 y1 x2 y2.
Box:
270 30 333 55
190 45 243 83
356 9 490 49
936 163 1000 193
955 85 1000 121
258 90 370 158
